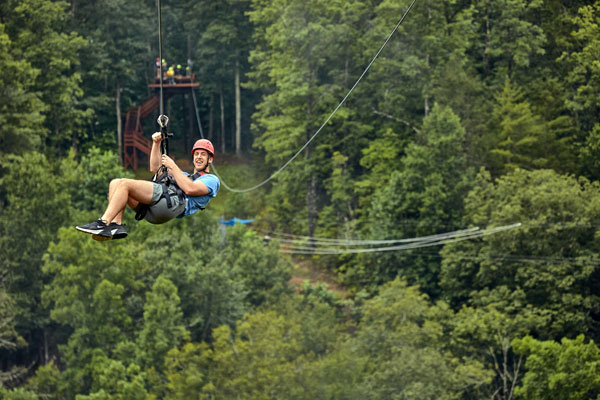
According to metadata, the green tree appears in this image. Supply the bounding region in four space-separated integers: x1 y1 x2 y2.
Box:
485 79 559 175
68 147 134 213
70 0 154 155
220 224 292 306
212 312 310 399
134 220 248 343
247 0 371 237
349 104 475 295
452 304 546 400
185 0 256 154
163 289 344 399
137 276 190 375
164 342 212 399
513 335 600 400
0 387 39 400
0 289 26 388
362 0 473 123
357 129 404 194
472 0 546 80
179 258 248 343
317 151 359 239
0 23 46 157
20 362 63 400
78 354 147 400
42 228 147 397
440 168 600 340
0 153 71 359
559 2 600 139
325 279 492 399
2 0 90 155
581 124 600 179
558 2 600 179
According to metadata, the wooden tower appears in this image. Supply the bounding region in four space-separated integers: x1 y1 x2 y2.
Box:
122 72 200 170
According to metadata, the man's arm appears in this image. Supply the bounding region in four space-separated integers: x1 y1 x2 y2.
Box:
161 155 211 196
149 132 162 173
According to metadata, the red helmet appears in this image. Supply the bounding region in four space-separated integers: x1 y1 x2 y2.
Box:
191 139 215 160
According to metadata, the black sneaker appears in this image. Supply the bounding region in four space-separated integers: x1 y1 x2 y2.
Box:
111 223 128 240
91 223 128 241
76 219 109 235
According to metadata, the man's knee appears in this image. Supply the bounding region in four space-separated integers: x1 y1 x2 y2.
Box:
112 178 139 189
109 178 123 189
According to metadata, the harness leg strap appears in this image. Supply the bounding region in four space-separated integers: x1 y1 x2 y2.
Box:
161 183 173 208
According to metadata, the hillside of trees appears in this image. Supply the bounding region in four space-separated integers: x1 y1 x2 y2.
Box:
2 0 600 398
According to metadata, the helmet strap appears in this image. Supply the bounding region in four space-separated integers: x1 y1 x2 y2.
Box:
194 157 213 175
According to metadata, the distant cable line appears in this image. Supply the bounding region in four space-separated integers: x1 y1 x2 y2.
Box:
394 248 600 266
258 227 481 246
279 223 521 255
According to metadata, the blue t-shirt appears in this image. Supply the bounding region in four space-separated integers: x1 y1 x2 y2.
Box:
180 172 220 217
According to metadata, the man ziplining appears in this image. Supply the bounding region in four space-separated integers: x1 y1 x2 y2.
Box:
76 133 220 241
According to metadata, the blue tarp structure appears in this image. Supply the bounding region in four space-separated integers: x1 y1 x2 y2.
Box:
218 217 255 226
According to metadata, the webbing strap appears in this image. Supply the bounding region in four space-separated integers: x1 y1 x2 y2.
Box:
135 170 203 221
161 183 172 208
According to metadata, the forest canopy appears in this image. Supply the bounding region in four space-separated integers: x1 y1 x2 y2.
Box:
1 0 600 399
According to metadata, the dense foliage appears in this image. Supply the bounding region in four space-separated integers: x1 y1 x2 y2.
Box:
1 0 600 398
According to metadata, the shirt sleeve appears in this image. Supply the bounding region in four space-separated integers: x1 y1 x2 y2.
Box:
198 174 220 197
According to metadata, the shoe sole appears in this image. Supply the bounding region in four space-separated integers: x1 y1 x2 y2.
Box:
92 234 113 241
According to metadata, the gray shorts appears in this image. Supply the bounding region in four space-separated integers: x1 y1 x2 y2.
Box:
135 183 186 224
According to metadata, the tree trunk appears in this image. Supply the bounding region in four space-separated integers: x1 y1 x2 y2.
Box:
71 131 78 157
235 57 242 156
187 34 194 148
43 329 49 365
188 93 194 147
484 8 490 77
305 67 317 243
220 85 226 154
181 94 188 149
209 93 214 141
116 83 122 164
307 174 317 242
425 54 430 117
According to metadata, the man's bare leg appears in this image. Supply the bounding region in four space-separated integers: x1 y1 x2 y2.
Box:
101 179 155 224
107 179 125 224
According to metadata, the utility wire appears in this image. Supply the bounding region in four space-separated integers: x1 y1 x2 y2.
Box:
257 219 597 246
279 223 521 255
190 0 419 193
389 248 600 266
259 227 481 246
189 76 205 139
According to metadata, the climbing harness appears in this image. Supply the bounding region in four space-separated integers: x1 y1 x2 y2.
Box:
134 115 178 222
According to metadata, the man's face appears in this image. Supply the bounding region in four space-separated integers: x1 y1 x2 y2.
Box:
193 149 212 171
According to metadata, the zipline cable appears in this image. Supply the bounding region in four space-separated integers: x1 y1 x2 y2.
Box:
156 0 164 117
343 246 600 266
189 0 419 193
276 230 472 247
154 0 172 160
280 224 518 253
279 223 522 255
189 76 205 139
